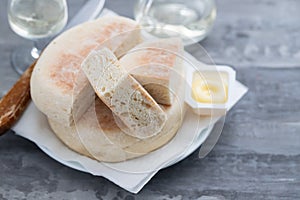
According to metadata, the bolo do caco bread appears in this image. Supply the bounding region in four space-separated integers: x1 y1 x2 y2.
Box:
30 16 186 162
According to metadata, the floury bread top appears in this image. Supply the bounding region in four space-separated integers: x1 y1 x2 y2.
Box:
30 16 142 126
120 38 184 105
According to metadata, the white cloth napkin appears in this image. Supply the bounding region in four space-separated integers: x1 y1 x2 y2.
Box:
12 9 248 193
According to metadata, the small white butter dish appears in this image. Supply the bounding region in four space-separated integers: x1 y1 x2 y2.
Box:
185 65 236 116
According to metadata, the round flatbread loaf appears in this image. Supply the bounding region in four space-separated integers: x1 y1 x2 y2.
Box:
48 96 185 162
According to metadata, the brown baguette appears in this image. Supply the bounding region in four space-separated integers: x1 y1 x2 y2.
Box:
0 61 35 135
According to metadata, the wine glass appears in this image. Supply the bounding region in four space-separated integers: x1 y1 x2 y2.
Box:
7 0 68 75
134 0 216 45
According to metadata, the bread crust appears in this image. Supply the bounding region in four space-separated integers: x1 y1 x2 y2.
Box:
48 95 185 162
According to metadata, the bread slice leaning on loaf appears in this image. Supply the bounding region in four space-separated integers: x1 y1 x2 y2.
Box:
81 48 167 139
31 16 141 126
48 94 185 162
120 38 184 105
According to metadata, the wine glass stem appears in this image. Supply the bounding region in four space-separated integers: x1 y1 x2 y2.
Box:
31 40 43 59
10 39 45 75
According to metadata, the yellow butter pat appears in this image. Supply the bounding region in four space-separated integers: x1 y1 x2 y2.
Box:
192 71 228 104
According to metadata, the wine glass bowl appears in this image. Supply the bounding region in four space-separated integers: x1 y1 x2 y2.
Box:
7 0 68 74
134 0 216 45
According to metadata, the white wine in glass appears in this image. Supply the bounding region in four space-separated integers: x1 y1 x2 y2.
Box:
8 0 68 74
134 0 216 45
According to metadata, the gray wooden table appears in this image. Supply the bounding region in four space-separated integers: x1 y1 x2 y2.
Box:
0 0 299 199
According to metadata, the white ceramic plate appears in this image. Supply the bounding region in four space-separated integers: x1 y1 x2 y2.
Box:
36 125 213 173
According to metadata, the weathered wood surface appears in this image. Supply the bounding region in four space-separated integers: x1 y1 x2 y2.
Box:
0 0 299 199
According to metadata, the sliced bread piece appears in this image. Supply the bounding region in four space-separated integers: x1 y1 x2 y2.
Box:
119 38 184 105
81 48 167 139
31 16 142 126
